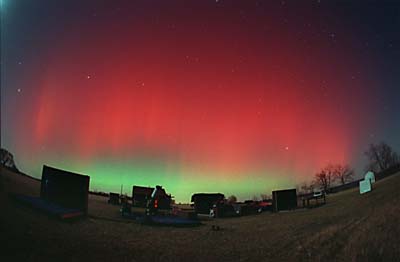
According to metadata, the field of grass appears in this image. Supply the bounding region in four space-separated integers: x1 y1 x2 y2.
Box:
1 166 399 261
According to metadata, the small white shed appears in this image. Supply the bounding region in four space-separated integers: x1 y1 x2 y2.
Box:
365 171 376 184
359 179 372 194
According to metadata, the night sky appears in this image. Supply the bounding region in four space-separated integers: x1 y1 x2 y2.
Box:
1 0 399 202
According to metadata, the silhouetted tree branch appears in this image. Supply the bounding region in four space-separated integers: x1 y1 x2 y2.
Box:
314 164 335 192
260 194 271 200
364 142 399 173
297 181 315 194
333 164 354 185
227 195 237 204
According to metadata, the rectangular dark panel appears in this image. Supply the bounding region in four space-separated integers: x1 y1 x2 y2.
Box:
272 189 297 212
40 165 90 214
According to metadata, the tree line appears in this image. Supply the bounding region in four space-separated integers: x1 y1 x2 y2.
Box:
299 141 400 194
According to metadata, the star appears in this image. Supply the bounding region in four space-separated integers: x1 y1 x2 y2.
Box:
86 75 91 79
285 146 289 151
17 88 21 93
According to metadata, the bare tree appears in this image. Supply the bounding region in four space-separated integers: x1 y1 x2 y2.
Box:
333 164 355 185
298 181 315 194
260 194 270 200
252 195 259 201
0 148 18 171
364 142 399 173
314 164 335 192
227 195 237 204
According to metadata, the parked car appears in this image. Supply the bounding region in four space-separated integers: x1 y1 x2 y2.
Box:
313 191 323 198
258 200 273 212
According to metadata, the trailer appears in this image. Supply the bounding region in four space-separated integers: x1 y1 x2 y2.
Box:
132 186 154 207
191 193 225 215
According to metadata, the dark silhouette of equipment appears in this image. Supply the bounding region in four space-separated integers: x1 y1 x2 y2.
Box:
145 185 172 216
191 193 225 214
108 193 120 205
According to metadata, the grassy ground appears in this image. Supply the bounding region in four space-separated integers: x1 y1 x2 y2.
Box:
1 167 399 261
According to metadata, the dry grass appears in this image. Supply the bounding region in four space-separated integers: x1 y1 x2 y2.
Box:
1 166 400 262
